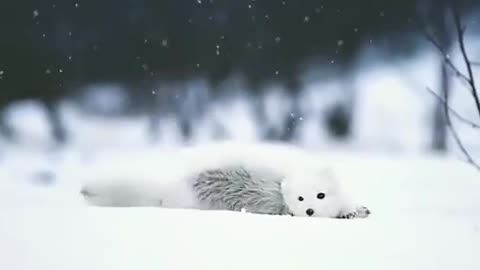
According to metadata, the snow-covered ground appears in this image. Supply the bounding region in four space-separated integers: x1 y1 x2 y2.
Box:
0 145 479 270
1 39 480 270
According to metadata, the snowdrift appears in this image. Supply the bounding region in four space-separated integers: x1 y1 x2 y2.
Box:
0 151 479 270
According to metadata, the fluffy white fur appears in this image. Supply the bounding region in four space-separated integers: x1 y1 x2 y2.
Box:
80 141 367 218
280 167 358 217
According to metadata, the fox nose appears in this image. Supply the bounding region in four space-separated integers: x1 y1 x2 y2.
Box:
306 208 314 216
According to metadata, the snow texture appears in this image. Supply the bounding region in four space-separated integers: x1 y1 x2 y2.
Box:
0 146 479 270
1 38 480 270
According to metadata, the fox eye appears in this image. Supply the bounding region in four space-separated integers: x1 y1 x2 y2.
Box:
317 193 325 199
298 196 304 201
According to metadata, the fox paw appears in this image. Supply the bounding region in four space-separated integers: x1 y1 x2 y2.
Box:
337 206 371 219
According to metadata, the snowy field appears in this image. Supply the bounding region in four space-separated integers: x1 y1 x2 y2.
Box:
0 146 479 270
1 40 480 269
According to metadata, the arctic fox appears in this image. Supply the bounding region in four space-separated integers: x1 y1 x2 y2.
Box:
80 142 370 219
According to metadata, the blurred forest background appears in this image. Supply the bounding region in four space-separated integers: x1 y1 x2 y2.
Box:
1 0 480 156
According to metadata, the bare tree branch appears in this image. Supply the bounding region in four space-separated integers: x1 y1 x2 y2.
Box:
445 115 480 170
436 85 480 170
422 31 471 84
452 6 480 119
419 3 480 170
426 87 480 128
429 84 480 171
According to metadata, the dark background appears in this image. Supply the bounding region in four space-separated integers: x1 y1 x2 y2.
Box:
0 0 479 149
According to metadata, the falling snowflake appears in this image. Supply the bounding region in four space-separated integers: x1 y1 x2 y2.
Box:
354 28 359 33
45 69 51 75
196 63 200 68
330 60 335 64
265 14 270 19
74 3 79 8
275 70 279 75
197 0 202 4
304 16 310 23
248 4 252 8
33 10 39 18
337 40 344 46
299 117 304 121
274 36 281 43
144 39 148 44
58 68 63 73
380 11 385 17
42 33 46 38
161 39 168 47
152 90 156 95
68 31 72 37
0 70 4 75
241 208 247 213
68 56 72 61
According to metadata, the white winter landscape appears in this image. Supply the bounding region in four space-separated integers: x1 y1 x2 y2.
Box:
0 147 480 270
1 42 480 270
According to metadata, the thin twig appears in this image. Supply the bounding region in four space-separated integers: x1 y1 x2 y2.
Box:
438 81 480 170
422 31 471 84
452 6 480 119
436 79 480 170
426 87 480 128
445 113 480 170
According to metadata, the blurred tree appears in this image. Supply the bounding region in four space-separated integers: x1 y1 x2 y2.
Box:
417 0 479 152
418 0 455 152
1 0 479 144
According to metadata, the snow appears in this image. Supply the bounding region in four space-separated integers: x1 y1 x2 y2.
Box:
1 207 478 270
3 101 54 149
0 146 480 270
1 34 480 270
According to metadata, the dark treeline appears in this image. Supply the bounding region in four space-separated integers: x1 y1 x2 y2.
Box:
0 0 478 144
